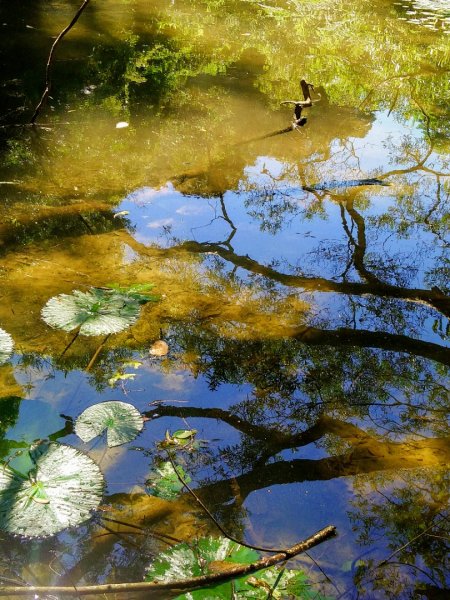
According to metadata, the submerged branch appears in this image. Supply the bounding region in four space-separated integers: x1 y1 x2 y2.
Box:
0 527 336 596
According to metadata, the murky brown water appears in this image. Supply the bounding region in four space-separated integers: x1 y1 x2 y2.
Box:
0 0 449 598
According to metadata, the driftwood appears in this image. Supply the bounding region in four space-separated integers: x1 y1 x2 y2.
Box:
0 526 336 596
280 78 316 126
30 0 92 124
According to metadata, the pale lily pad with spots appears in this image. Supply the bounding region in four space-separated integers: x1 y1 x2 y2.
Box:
75 401 144 447
41 286 156 336
0 441 104 538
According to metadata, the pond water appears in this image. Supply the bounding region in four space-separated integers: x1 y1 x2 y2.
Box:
0 0 449 598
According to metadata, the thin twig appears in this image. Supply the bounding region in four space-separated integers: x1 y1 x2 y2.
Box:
305 550 342 595
30 0 92 124
166 451 335 554
85 333 111 371
266 563 286 599
377 519 444 567
60 328 80 357
0 528 336 596
100 515 183 545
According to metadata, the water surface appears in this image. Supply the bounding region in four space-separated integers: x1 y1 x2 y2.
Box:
0 0 449 598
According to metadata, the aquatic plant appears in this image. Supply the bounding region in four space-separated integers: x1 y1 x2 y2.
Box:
0 441 104 538
41 285 158 336
146 461 191 500
75 400 144 447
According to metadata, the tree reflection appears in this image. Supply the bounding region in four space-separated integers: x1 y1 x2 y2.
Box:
348 469 449 598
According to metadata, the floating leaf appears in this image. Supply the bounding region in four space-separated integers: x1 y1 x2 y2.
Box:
145 537 259 599
0 441 104 538
106 283 159 304
172 429 197 440
75 401 144 447
41 287 151 336
108 372 136 386
120 360 143 369
146 461 191 500
145 536 330 599
158 429 197 449
0 329 14 364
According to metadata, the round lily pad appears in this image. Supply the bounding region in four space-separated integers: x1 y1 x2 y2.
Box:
41 288 142 336
75 401 144 447
0 328 14 365
0 441 104 538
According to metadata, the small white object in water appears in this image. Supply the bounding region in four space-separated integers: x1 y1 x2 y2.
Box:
116 121 129 129
82 84 96 95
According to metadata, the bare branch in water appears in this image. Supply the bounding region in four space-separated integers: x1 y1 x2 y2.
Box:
30 0 92 124
0 526 336 596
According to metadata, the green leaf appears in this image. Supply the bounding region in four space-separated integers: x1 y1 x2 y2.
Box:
158 429 198 448
146 536 259 599
0 329 14 364
105 283 160 304
75 401 144 447
0 441 104 538
172 429 197 440
145 536 330 599
243 567 332 599
146 461 191 500
41 287 150 336
108 372 136 386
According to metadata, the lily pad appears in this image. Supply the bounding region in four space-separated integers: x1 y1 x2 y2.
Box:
41 287 149 336
146 461 191 500
145 536 330 599
0 329 14 364
146 537 258 599
0 441 104 538
75 401 144 447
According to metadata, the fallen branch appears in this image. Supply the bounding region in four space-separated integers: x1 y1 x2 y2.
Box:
30 0 92 124
0 526 336 596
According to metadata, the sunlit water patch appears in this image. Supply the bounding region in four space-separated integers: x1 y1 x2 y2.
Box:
395 0 450 31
